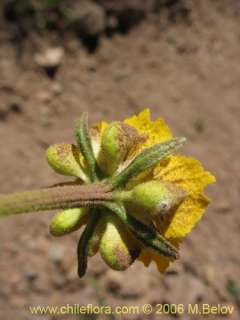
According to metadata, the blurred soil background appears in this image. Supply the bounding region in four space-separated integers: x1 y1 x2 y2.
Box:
0 0 240 319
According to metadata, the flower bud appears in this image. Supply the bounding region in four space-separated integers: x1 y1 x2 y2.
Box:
99 214 140 271
46 143 88 181
124 180 186 217
50 208 88 236
98 122 143 176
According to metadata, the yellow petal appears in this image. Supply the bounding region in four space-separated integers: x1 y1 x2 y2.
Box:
154 155 216 194
154 155 216 238
92 121 108 136
124 108 173 150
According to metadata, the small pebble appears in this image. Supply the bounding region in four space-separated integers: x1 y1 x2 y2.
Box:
35 47 64 69
49 244 65 265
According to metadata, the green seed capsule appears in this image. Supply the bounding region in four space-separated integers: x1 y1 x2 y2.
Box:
50 208 88 236
99 214 140 271
46 143 88 181
98 122 142 176
121 180 186 217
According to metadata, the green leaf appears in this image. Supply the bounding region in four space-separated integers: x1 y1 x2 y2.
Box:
109 137 186 189
75 113 101 182
77 210 101 278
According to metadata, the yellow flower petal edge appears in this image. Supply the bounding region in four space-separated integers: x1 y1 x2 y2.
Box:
154 155 216 238
139 239 181 272
92 121 108 136
124 108 173 149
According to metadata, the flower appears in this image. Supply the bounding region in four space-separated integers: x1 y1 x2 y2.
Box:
47 109 216 273
125 109 216 271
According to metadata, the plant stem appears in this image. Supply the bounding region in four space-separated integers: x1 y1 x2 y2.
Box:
113 190 133 202
0 183 112 217
103 202 179 259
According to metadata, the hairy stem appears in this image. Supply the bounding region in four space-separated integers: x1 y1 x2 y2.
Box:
0 183 112 217
103 202 179 259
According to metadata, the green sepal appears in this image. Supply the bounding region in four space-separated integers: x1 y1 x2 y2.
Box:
121 180 186 217
98 122 143 176
46 143 89 181
99 213 141 271
49 208 88 236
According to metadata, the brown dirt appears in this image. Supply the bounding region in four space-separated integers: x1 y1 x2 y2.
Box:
0 1 240 319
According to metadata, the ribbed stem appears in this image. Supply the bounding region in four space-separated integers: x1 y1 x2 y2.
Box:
0 183 112 217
